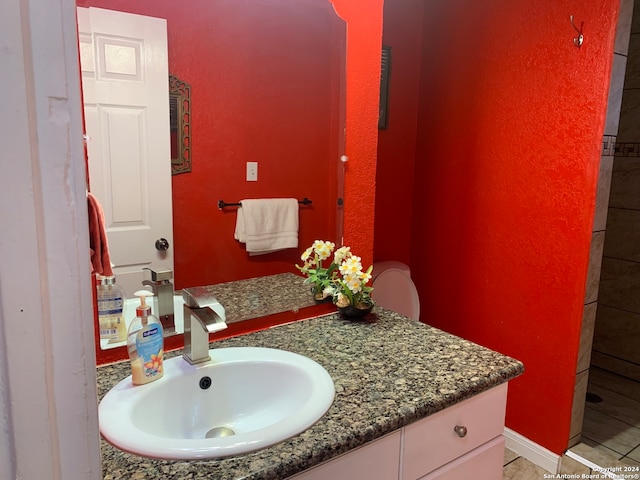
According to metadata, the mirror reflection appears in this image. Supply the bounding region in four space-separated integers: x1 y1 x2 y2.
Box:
169 74 191 174
77 0 346 351
78 0 345 290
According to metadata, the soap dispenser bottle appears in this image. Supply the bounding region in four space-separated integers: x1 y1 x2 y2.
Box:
127 290 164 385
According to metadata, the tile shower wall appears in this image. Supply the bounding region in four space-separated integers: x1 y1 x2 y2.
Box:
593 0 640 383
569 0 635 448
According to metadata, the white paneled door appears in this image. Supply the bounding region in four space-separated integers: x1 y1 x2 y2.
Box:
78 7 174 297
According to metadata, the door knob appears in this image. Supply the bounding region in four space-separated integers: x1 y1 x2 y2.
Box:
155 238 170 251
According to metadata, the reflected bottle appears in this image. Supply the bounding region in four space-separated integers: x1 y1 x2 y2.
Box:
97 275 126 343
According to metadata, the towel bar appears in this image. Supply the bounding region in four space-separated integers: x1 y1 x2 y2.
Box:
218 198 312 209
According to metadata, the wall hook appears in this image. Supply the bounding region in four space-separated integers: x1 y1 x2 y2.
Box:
570 15 584 47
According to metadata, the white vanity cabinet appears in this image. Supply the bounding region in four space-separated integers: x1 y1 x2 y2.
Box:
289 383 508 480
288 430 403 480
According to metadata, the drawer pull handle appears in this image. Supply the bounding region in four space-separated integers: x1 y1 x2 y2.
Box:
454 425 468 438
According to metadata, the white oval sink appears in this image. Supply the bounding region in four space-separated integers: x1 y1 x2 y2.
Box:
98 347 335 460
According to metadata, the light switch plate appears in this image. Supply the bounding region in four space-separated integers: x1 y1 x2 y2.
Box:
246 162 258 181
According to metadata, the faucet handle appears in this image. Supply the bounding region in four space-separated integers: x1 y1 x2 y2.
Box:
143 267 173 282
183 286 219 308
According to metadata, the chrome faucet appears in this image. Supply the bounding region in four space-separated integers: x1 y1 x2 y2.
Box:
142 267 175 334
182 287 228 365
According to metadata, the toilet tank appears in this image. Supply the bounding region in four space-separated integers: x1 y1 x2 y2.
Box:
371 261 419 320
372 260 411 279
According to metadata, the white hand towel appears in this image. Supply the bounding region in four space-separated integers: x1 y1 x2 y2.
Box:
234 198 299 255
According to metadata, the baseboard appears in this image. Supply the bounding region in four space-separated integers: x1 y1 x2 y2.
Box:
565 449 626 480
504 427 561 474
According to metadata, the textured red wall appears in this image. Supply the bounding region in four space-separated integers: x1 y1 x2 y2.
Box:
408 0 618 454
77 0 346 288
331 0 382 267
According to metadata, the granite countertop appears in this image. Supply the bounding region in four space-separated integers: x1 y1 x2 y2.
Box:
98 309 524 480
192 272 316 324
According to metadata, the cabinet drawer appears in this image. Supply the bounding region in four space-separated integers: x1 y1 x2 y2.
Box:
418 436 505 480
402 383 507 480
288 430 401 480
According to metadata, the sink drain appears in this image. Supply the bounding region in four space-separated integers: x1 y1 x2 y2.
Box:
199 376 212 390
205 427 235 439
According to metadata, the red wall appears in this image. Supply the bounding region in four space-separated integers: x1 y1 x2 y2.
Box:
376 0 618 454
331 0 382 267
77 0 347 288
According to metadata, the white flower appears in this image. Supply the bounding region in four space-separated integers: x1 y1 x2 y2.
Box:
323 285 336 298
340 255 362 276
334 246 351 265
344 273 362 293
301 247 313 262
359 270 372 285
314 240 334 261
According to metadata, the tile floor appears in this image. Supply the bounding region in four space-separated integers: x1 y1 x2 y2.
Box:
502 367 640 479
503 447 589 479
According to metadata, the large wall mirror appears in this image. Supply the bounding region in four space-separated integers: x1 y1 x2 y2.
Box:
76 0 346 353
77 0 345 285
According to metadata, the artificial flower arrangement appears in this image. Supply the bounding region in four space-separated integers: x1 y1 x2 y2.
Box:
296 240 338 301
296 240 374 313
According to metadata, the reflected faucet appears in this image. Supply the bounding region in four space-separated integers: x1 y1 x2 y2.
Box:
142 267 175 334
182 287 228 365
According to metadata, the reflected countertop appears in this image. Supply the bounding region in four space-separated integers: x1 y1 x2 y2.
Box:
97 309 524 480
196 272 315 324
